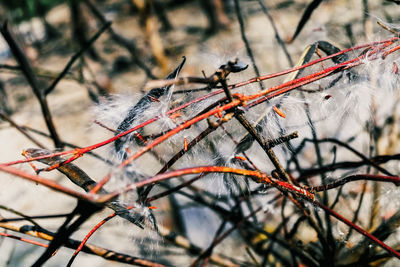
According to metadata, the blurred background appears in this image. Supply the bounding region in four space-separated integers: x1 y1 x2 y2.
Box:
1 0 400 266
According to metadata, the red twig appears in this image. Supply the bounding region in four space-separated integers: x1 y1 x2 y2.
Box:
314 201 400 259
2 89 224 167
3 38 398 174
67 206 134 266
104 166 315 202
0 231 49 248
95 40 396 191
91 100 243 193
0 164 102 203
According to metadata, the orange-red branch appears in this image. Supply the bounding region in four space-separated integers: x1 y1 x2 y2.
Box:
0 164 102 203
315 201 400 259
103 166 315 202
3 37 400 184
0 232 48 248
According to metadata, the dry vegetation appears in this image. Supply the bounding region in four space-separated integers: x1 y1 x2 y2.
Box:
1 0 400 266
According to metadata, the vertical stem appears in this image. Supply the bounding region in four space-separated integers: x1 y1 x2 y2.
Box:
0 22 62 148
257 0 293 67
233 0 264 90
302 96 335 261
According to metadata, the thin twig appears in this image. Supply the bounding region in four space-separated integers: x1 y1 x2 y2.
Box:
257 0 293 66
233 0 264 90
0 111 46 148
0 21 62 147
45 22 112 95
